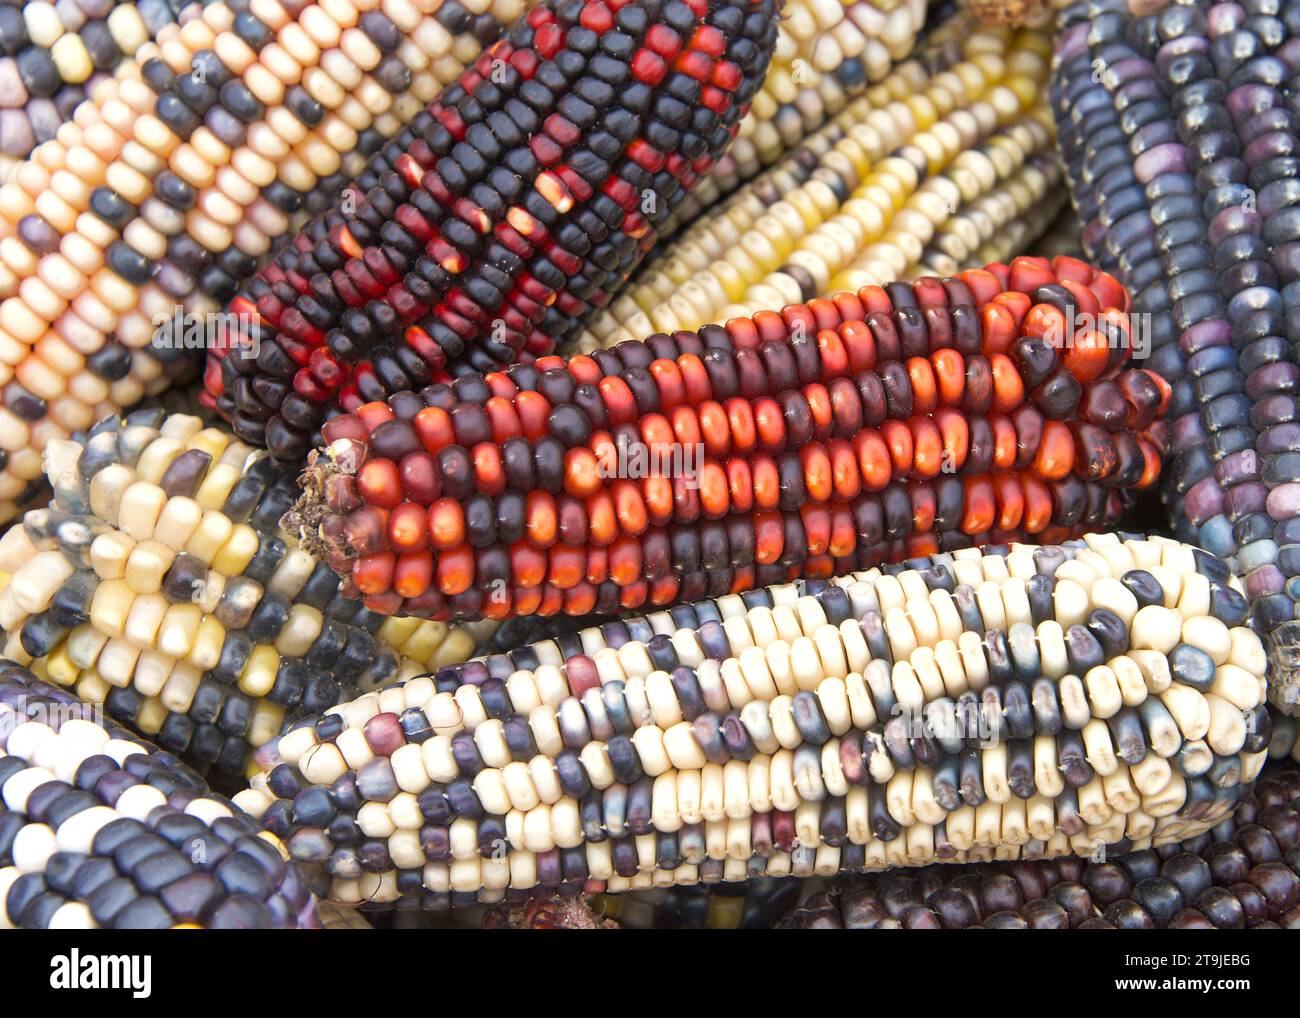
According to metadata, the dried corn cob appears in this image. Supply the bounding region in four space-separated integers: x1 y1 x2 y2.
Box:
1051 1 1300 716
0 409 488 778
778 764 1300 927
241 534 1271 908
0 659 320 928
0 0 539 526
205 0 781 463
569 24 1053 347
290 257 1166 621
0 0 202 160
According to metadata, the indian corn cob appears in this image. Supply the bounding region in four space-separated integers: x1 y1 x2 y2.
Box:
0 409 489 779
290 256 1166 621
239 535 1272 908
0 0 204 160
778 764 1300 927
568 24 1054 347
206 0 782 463
0 0 539 524
1050 2 1300 714
0 658 320 928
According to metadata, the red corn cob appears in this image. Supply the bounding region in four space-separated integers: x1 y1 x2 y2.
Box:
205 0 782 464
286 256 1170 621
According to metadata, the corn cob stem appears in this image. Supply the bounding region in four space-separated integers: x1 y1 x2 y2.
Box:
0 658 320 928
778 764 1300 927
289 256 1166 621
0 0 540 524
0 408 487 778
241 534 1271 908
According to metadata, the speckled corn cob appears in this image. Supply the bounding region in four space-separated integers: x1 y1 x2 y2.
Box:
0 659 320 928
291 256 1166 621
205 0 781 464
0 0 204 160
240 535 1271 909
0 409 488 778
568 24 1053 347
778 764 1300 927
1050 2 1300 715
0 0 540 525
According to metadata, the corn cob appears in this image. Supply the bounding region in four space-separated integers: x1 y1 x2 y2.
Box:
205 0 780 463
0 409 489 779
0 658 320 928
0 0 204 161
778 764 1300 927
1050 2 1300 715
0 0 539 526
568 24 1054 348
240 534 1272 908
290 257 1166 621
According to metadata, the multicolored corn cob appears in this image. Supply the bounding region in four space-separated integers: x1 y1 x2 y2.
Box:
569 24 1054 347
240 535 1271 908
1050 2 1300 714
0 659 320 928
0 409 490 778
289 257 1166 622
205 0 781 464
778 764 1300 927
0 0 540 525
0 0 203 160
